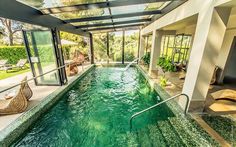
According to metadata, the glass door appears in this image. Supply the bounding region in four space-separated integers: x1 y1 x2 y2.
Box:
23 30 66 86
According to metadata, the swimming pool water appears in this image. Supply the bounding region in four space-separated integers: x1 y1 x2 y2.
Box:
13 67 175 146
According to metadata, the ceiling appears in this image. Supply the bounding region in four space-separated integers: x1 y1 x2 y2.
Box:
16 0 186 34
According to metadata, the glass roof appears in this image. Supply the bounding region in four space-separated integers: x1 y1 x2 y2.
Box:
71 19 112 26
111 2 166 15
52 8 110 20
17 0 175 33
112 16 149 22
18 0 107 9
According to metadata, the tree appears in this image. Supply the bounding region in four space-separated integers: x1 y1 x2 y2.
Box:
0 18 22 46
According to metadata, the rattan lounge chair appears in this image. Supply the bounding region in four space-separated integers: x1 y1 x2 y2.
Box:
0 77 33 115
21 77 33 101
66 62 78 76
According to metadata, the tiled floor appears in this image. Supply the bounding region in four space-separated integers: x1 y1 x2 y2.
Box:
0 64 91 131
139 65 184 96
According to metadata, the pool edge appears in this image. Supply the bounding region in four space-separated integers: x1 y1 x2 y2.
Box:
135 64 220 146
0 64 95 147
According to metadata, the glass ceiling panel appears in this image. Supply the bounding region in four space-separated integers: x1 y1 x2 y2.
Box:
112 16 149 22
17 0 107 9
83 25 114 30
110 2 169 15
71 19 112 26
114 23 146 27
52 8 109 20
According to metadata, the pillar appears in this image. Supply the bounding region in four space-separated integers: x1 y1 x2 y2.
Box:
89 33 94 64
149 30 163 74
122 30 125 64
138 35 145 62
181 7 231 111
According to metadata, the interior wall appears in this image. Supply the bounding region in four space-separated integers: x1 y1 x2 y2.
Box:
224 38 236 79
216 7 236 83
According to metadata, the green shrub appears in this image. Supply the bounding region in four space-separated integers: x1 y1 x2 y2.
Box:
157 56 176 72
142 52 151 65
0 45 89 64
0 46 27 64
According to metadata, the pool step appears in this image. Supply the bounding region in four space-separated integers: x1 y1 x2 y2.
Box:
127 116 220 147
168 116 219 147
136 128 152 147
126 132 139 147
156 119 185 146
147 125 167 147
168 117 201 147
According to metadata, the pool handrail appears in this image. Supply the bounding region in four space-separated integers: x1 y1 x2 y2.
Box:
0 61 89 94
129 93 190 131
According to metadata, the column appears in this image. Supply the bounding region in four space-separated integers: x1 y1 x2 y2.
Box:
89 33 94 64
181 7 231 111
138 35 145 62
122 30 125 64
149 30 163 74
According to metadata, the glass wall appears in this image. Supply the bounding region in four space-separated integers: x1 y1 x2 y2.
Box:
93 33 108 63
60 31 90 63
160 34 192 64
109 31 123 63
93 29 140 63
60 31 91 78
145 34 152 54
160 35 175 58
124 30 139 62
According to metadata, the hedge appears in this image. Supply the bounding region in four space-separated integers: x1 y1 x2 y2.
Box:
0 46 27 64
0 45 89 64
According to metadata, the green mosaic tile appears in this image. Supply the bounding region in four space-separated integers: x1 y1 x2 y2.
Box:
157 120 184 147
0 65 95 147
202 115 236 146
126 132 139 147
148 125 167 147
135 64 220 147
136 128 152 147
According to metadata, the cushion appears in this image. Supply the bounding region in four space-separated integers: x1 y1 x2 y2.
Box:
4 90 16 100
211 89 236 102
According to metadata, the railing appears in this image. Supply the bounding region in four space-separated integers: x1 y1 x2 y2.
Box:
0 61 89 94
124 58 140 71
129 93 190 131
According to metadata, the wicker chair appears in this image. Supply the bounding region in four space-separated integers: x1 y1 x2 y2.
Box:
0 77 33 115
21 77 33 101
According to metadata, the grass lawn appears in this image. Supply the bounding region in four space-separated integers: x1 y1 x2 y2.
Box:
0 68 30 80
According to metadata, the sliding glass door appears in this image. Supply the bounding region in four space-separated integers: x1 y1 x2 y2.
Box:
23 30 66 86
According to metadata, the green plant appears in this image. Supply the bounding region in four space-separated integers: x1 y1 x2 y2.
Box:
142 52 151 65
157 56 176 72
160 76 167 87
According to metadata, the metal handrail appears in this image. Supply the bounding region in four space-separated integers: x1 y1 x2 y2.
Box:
129 93 189 131
0 60 89 94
